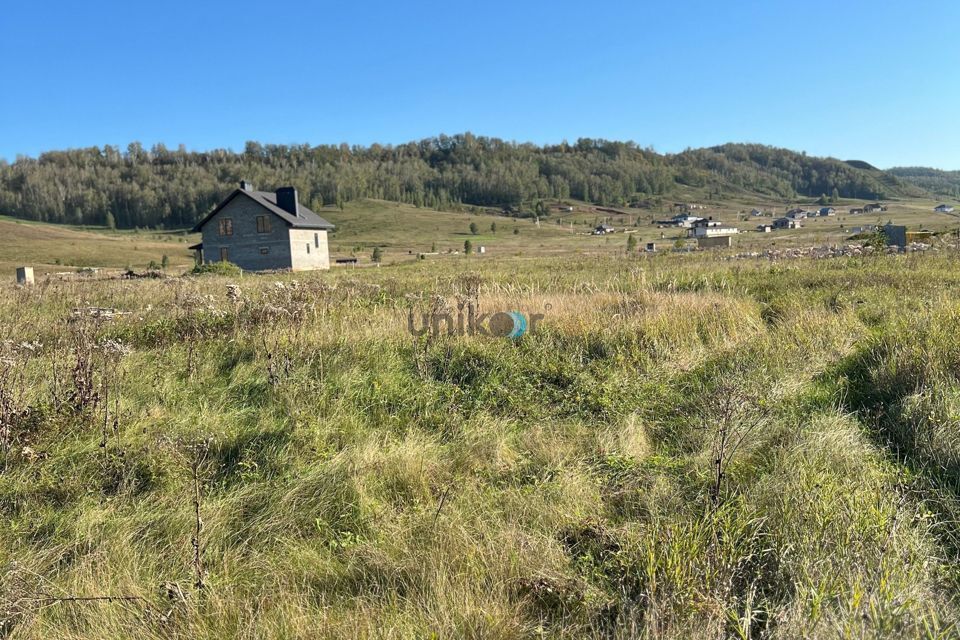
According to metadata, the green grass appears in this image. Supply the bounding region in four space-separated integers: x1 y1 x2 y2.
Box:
0 210 960 638
2 194 958 276
0 216 195 273
4 221 960 637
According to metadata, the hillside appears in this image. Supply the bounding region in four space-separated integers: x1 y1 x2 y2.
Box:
672 144 926 201
0 217 194 273
888 166 960 198
0 137 939 230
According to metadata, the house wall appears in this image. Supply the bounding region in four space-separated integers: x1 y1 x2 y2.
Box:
200 196 293 270
884 225 907 247
693 227 737 238
698 236 733 249
288 229 330 271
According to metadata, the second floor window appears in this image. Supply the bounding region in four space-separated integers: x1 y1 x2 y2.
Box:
218 218 233 236
256 215 272 233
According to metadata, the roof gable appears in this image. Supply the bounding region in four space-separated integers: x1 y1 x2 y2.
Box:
192 189 335 233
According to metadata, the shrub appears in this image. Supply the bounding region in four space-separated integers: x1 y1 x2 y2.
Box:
190 261 243 276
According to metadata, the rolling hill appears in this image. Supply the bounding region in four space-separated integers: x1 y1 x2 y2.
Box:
888 166 960 198
0 137 950 232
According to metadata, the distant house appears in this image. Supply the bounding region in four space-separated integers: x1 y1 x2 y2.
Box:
786 208 808 220
849 207 865 215
594 223 615 235
935 204 955 213
773 217 801 230
864 203 887 213
757 224 773 233
658 213 704 228
191 181 334 271
689 219 738 238
818 207 836 216
849 224 877 234
750 208 764 217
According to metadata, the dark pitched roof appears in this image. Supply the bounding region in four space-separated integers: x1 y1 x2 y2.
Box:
191 189 335 233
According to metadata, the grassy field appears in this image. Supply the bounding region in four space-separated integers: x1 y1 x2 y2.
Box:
3 195 958 276
0 217 195 274
340 195 960 257
3 247 960 637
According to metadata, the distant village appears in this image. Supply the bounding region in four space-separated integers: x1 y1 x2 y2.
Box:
587 200 957 251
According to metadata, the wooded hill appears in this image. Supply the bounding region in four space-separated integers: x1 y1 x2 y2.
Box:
888 166 960 198
0 134 940 229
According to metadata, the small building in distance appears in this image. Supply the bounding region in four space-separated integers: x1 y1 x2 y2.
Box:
689 219 738 238
883 224 907 247
818 207 837 216
786 208 808 220
849 207 865 215
192 181 334 271
935 204 955 213
657 213 704 228
757 224 773 233
594 223 615 235
773 217 802 230
864 203 887 213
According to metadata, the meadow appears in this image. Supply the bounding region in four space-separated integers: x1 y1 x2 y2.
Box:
2 248 960 639
5 194 957 275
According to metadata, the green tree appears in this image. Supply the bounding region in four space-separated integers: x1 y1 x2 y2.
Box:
105 211 116 230
469 222 478 235
161 254 170 270
627 233 637 252
490 222 497 233
372 246 383 263
831 187 839 203
464 239 473 254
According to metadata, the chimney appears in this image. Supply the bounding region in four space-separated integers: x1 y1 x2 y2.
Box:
275 187 299 216
240 180 254 192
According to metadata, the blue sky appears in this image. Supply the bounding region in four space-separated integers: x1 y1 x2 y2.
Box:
2 0 958 168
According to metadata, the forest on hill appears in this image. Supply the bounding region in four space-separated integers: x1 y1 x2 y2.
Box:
0 134 933 229
888 166 960 198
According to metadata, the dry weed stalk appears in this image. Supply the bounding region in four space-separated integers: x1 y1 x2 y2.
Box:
161 437 213 594
0 341 41 470
700 378 771 506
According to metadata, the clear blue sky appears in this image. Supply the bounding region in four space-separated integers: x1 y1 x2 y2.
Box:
2 0 958 168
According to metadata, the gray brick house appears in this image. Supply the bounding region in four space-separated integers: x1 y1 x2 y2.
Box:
191 181 334 271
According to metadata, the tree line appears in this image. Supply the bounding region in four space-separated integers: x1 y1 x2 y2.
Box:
0 134 925 229
888 167 960 199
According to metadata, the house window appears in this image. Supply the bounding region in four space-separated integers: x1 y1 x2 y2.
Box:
219 247 229 262
259 247 269 255
218 218 233 236
256 215 272 234
314 233 319 248
306 243 311 254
